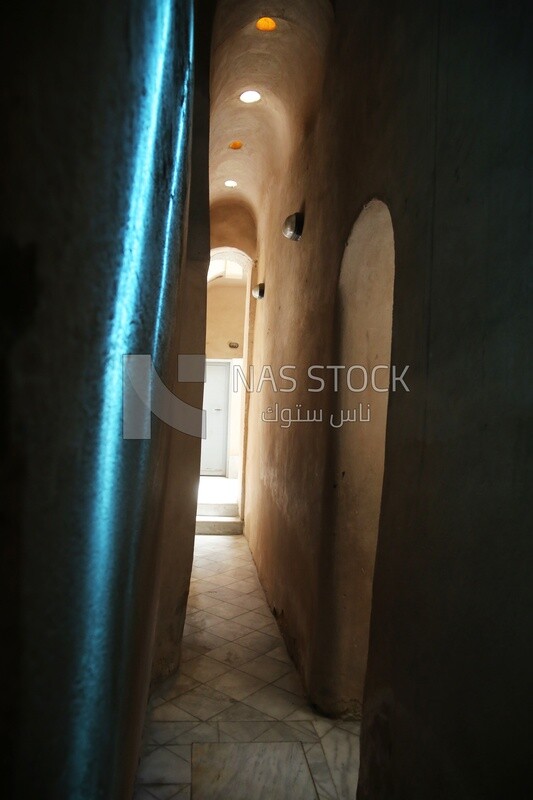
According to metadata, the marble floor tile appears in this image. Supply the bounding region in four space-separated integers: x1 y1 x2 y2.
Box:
203 572 237 587
285 706 331 723
206 618 254 642
274 670 306 697
203 586 247 604
217 720 274 742
156 673 200 701
133 788 154 800
151 702 198 723
182 623 199 637
254 605 275 618
245 684 308 720
206 667 267 700
192 742 318 800
321 728 360 800
173 685 235 721
253 721 318 743
236 629 281 654
336 720 362 736
179 655 230 683
186 594 220 611
191 566 218 579
205 600 249 620
304 743 339 800
259 620 284 637
230 578 262 595
313 720 335 738
184 609 221 630
232 610 273 630
239 654 292 682
141 785 185 800
267 644 293 663
188 579 219 596
211 701 276 722
221 592 267 611
181 629 228 654
163 722 219 745
136 535 360 799
145 721 200 746
207 641 258 668
137 746 191 785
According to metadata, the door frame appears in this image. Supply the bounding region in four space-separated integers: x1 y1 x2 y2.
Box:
200 358 232 477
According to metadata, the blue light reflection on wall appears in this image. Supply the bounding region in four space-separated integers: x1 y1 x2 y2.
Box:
69 0 194 791
153 30 194 361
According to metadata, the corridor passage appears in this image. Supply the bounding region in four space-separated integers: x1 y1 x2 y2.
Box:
135 536 360 799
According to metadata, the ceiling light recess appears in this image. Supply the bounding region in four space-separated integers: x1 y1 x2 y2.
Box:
239 90 261 104
256 17 277 31
224 180 238 189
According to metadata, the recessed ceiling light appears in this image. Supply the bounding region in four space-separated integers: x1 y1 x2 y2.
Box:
239 90 261 104
256 17 277 31
225 180 238 188
229 140 244 150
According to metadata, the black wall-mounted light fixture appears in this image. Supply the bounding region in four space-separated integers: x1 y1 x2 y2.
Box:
252 283 265 299
282 212 305 241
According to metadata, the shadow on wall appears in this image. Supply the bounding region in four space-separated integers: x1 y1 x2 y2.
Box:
312 199 396 716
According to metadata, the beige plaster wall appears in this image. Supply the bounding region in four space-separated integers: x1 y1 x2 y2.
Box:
206 283 247 359
149 0 214 685
238 1 533 796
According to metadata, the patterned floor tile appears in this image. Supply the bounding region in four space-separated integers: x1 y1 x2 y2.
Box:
173 685 235 721
137 746 191 785
151 702 198 723
239 654 292 683
207 641 258 668
191 742 318 800
206 668 267 700
180 655 230 683
244 685 307 720
136 535 359 798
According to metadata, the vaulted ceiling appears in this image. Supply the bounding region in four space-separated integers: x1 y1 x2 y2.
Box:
209 0 334 252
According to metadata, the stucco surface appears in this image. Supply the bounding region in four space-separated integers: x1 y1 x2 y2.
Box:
206 283 247 358
210 1 533 796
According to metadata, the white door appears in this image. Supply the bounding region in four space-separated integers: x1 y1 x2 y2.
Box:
200 361 230 476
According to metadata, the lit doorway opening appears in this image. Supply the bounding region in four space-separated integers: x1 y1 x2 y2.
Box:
196 248 254 533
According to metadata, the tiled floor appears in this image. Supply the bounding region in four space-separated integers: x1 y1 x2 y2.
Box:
135 535 360 800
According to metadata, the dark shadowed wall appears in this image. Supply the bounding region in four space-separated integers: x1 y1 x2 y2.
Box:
2 0 203 797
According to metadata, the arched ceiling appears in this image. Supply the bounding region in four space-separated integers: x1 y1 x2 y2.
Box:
209 0 334 227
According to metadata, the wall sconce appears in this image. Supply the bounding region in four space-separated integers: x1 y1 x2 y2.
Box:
282 212 305 241
252 283 265 299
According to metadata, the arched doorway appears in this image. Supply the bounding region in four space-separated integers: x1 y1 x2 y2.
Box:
196 247 254 531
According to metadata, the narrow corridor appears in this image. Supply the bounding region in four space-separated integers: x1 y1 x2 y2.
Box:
135 536 360 799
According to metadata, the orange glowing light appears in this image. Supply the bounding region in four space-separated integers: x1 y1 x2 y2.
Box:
256 17 277 32
229 141 244 150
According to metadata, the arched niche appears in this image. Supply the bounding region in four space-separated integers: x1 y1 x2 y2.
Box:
312 199 395 716
337 199 395 708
